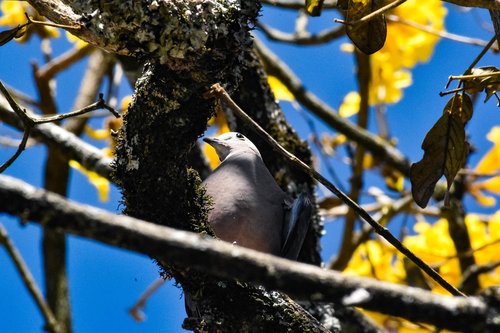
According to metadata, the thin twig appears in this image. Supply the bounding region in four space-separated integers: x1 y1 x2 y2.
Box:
0 224 59 333
25 13 80 30
465 35 498 75
257 21 345 45
0 129 31 172
37 44 94 80
35 94 120 124
449 71 500 82
253 38 411 176
205 83 465 297
334 0 407 28
128 278 166 322
0 81 119 172
458 260 500 291
261 0 339 10
387 14 499 50
441 35 498 95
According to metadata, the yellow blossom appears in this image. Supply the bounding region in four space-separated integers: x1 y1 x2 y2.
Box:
339 91 360 118
267 75 295 102
0 1 59 41
470 127 500 206
204 109 230 169
0 1 26 26
69 160 110 202
66 31 88 48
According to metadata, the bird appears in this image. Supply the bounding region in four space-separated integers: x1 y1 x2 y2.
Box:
202 132 312 260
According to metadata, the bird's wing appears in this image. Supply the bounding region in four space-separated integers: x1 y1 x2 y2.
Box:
281 192 313 260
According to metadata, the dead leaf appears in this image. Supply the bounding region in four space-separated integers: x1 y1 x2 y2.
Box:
346 0 387 54
410 94 473 208
463 66 500 103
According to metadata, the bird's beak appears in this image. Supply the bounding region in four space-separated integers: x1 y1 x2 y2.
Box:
203 137 221 147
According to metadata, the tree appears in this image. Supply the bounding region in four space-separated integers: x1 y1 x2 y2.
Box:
0 0 499 332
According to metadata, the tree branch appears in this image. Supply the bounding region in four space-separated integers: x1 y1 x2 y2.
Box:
257 21 345 45
0 101 113 180
443 0 500 10
0 174 497 332
205 83 464 297
253 38 411 176
0 224 59 333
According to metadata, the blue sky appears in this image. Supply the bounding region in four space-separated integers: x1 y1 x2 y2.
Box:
0 3 499 332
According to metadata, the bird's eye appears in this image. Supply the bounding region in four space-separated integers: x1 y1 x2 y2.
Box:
235 133 244 139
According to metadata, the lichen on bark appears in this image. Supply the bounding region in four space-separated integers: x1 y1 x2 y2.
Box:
63 0 256 71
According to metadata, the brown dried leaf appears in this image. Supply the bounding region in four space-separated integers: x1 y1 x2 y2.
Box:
410 94 473 208
464 66 500 103
346 0 387 54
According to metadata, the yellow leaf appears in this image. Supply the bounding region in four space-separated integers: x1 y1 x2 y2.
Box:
69 160 110 202
476 176 500 195
475 126 500 174
203 143 220 170
0 1 27 26
363 153 375 169
66 31 88 48
267 75 295 102
84 125 111 140
385 172 404 192
121 95 133 112
469 187 496 207
339 91 360 118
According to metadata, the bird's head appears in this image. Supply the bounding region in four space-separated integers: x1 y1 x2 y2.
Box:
203 132 261 161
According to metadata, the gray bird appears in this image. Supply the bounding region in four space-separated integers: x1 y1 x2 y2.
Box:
202 132 312 260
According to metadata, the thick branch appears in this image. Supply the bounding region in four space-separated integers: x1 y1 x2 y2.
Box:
0 174 497 332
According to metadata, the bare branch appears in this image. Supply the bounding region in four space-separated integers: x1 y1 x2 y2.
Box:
261 0 340 10
0 224 59 333
0 82 117 174
387 15 499 50
128 278 166 322
36 44 94 80
252 37 411 176
0 102 113 180
0 174 496 332
257 21 345 45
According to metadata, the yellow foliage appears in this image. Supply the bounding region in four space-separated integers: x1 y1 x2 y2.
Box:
475 126 500 174
369 58 412 105
340 0 446 108
348 212 500 331
0 1 26 26
267 75 295 102
470 126 500 206
383 0 446 69
345 240 405 284
339 91 360 118
204 109 230 170
66 31 88 48
0 1 60 41
69 160 110 202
